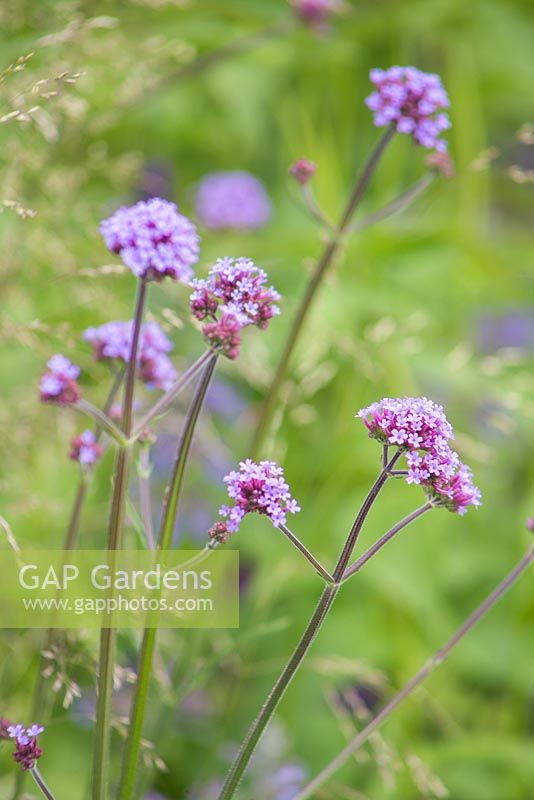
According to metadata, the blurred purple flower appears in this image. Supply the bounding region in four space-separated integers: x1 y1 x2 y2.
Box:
289 158 317 184
366 66 451 152
476 311 534 353
195 172 271 230
291 0 344 32
69 430 104 466
85 320 177 391
40 355 82 405
206 378 248 420
100 198 199 282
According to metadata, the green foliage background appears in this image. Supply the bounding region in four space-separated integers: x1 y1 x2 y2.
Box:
0 1 533 798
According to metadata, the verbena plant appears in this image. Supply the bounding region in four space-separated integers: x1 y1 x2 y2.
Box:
3 27 532 800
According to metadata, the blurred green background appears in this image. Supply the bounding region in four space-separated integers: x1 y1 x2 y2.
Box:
1 0 533 798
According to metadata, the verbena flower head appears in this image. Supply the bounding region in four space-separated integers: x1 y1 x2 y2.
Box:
289 158 317 184
209 459 301 542
190 257 280 328
195 172 271 231
291 0 345 30
69 430 104 466
39 355 81 405
100 198 199 282
84 320 177 390
358 396 454 451
358 397 481 515
190 257 280 359
366 66 451 152
8 723 44 770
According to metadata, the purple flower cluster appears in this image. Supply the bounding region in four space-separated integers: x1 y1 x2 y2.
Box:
39 355 82 406
100 198 199 282
190 257 280 359
289 159 317 185
209 460 301 542
195 172 271 231
84 320 177 391
69 430 103 466
291 0 344 30
202 314 242 361
357 397 481 515
8 723 45 770
366 66 451 152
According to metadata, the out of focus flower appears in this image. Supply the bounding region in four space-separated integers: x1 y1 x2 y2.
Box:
358 397 481 514
0 718 11 739
69 430 104 466
195 172 271 230
190 257 280 359
209 459 300 542
8 723 44 770
476 311 534 354
206 378 248 420
425 150 455 178
100 198 199 282
187 722 306 799
39 355 81 405
526 517 534 532
289 159 317 184
366 66 451 152
84 320 177 390
291 0 345 31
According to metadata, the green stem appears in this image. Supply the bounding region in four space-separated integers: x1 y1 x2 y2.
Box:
117 353 218 800
349 171 434 233
342 501 433 582
277 522 335 583
138 447 155 549
217 450 399 800
75 399 127 445
93 278 147 800
250 126 395 457
133 348 213 439
295 546 534 799
30 767 56 800
13 373 125 800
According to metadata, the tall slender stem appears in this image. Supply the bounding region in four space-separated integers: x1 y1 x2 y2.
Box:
30 768 56 800
138 447 155 550
295 546 534 799
75 399 127 445
333 449 400 582
218 586 337 800
349 172 434 233
93 278 147 800
117 353 218 800
217 451 399 800
278 523 335 583
342 502 433 582
133 348 213 438
12 373 126 800
250 126 395 457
